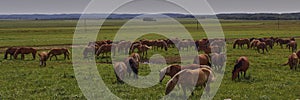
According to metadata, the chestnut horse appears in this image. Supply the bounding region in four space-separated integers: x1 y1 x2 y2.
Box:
276 38 291 48
283 53 299 70
96 44 116 58
165 68 215 97
130 53 140 63
159 64 211 83
113 62 128 83
193 54 211 66
4 47 18 59
137 45 151 59
154 40 168 51
232 56 250 80
257 42 268 53
48 48 70 60
233 39 250 49
211 53 226 71
250 40 260 49
124 57 139 79
38 52 48 67
14 47 37 60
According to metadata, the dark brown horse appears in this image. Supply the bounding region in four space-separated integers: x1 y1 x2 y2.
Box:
137 45 151 59
154 40 168 51
14 47 37 60
286 41 297 52
250 40 260 49
276 38 291 48
96 44 116 58
232 56 250 80
4 47 18 59
233 39 250 49
48 48 70 60
124 57 139 79
38 52 48 67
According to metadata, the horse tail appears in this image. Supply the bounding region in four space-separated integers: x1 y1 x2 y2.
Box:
165 69 186 95
233 40 237 49
282 62 289 66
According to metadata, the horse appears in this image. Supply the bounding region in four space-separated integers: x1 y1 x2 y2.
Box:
154 40 168 51
14 47 37 60
257 41 268 53
130 53 141 63
117 41 131 54
38 52 48 67
210 39 226 50
276 38 290 48
210 53 226 72
250 40 260 49
113 62 128 83
124 57 139 79
129 42 141 53
193 54 211 66
48 48 70 61
159 64 212 83
232 56 250 80
178 40 190 51
286 41 297 52
4 47 18 59
165 68 215 97
263 39 274 49
96 44 116 58
233 39 250 49
83 45 99 58
137 45 151 59
283 53 299 70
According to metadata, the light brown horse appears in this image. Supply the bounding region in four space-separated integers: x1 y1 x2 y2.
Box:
113 62 128 83
283 53 299 70
4 47 18 59
14 47 37 60
96 44 116 58
159 64 211 83
48 48 70 60
233 39 250 49
232 56 249 80
257 41 268 53
165 68 215 97
38 52 48 67
193 54 211 66
250 40 260 49
286 41 297 52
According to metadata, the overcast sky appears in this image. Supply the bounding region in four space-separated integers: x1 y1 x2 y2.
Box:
0 0 300 14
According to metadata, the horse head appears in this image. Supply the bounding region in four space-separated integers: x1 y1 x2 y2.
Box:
232 60 243 80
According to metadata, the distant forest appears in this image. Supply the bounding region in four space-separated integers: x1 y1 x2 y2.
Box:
0 13 300 20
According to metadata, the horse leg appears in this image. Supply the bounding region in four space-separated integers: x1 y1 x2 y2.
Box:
55 55 58 60
244 71 246 78
21 54 25 60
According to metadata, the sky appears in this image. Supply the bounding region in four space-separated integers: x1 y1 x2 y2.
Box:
0 0 300 14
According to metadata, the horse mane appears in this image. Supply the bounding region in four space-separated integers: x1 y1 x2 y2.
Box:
233 59 244 73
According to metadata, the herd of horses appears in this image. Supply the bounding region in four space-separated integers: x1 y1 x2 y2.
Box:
4 47 70 66
3 36 298 97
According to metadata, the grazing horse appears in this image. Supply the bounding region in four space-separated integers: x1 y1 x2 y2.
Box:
232 56 249 80
263 39 274 49
233 39 250 49
94 40 107 47
48 48 70 61
283 53 299 70
159 64 211 83
14 47 37 60
276 38 290 48
165 68 215 97
83 46 99 58
154 40 168 51
196 39 209 51
137 45 151 59
38 52 48 67
210 53 226 71
4 47 18 59
130 53 141 63
129 42 141 53
96 44 116 58
193 54 211 66
113 62 128 83
286 41 297 52
124 57 139 79
117 41 131 54
250 40 260 49
178 40 190 51
257 42 268 53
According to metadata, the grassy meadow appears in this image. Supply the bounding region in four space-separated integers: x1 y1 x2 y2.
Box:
0 19 300 99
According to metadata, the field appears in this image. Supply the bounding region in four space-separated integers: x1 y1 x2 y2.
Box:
0 19 300 99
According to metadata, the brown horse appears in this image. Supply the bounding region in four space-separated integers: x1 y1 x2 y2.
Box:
286 41 297 52
4 47 18 59
165 68 215 97
124 57 139 79
154 40 168 51
257 42 268 53
48 48 70 61
113 62 128 83
96 44 116 58
250 40 260 49
83 45 99 58
137 45 151 59
210 53 226 71
233 39 250 49
264 39 274 49
283 53 299 70
232 56 250 80
117 41 131 54
130 53 140 63
193 54 211 66
276 38 291 48
14 47 37 60
159 64 211 83
196 39 209 51
38 52 48 67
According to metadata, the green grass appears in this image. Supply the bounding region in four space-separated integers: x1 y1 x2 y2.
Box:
0 19 300 99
